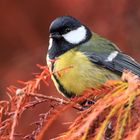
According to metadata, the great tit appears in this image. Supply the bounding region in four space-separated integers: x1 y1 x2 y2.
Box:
47 16 140 98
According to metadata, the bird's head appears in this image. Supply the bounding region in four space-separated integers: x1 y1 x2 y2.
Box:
48 16 92 59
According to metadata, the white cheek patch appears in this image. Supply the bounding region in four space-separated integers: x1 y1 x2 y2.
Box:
105 51 119 62
48 38 53 50
62 26 86 44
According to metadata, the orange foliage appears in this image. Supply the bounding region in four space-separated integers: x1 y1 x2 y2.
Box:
0 66 140 140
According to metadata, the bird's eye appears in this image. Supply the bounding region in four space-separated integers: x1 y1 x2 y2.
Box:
65 28 71 33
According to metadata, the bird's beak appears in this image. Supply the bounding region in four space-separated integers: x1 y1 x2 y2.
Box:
49 33 62 39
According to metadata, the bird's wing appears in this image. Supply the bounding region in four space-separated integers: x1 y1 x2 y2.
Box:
88 51 140 76
79 33 140 76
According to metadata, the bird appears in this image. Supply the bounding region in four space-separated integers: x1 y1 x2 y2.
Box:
46 16 140 98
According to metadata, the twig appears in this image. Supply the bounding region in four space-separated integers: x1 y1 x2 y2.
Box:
9 95 24 140
27 92 83 111
24 108 53 140
23 99 48 110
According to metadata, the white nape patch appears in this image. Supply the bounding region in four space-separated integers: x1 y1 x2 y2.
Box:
48 38 53 50
62 26 86 44
105 51 119 62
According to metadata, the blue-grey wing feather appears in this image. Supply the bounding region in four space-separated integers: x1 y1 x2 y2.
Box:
88 52 140 76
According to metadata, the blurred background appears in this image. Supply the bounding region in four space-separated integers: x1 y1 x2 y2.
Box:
0 0 140 139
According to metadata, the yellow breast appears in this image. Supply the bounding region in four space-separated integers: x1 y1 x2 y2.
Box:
52 49 119 96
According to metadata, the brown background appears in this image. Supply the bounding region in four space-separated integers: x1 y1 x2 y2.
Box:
0 0 140 139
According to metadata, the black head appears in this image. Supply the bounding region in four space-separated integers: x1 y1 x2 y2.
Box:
47 16 92 59
49 16 81 39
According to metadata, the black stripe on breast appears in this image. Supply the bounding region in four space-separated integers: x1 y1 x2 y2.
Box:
53 74 75 98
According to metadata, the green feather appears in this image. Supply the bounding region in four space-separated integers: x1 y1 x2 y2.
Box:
79 33 120 53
